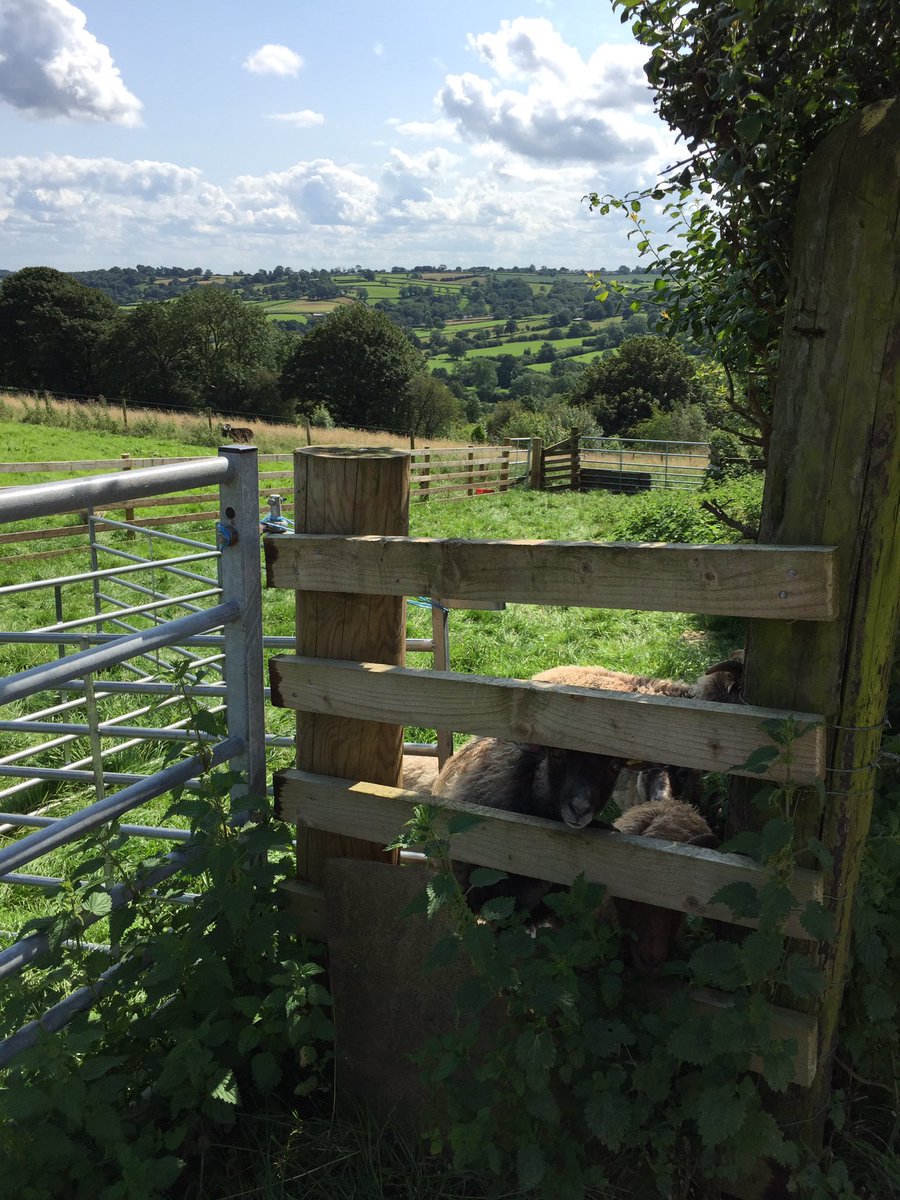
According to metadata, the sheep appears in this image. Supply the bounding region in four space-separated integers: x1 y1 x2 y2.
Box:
401 756 440 795
531 653 745 813
609 799 718 974
220 422 254 444
432 737 627 920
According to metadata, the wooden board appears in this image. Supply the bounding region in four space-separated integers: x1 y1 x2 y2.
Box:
268 657 826 784
274 770 822 941
265 535 838 620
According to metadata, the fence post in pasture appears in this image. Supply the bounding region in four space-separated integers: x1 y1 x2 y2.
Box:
466 447 475 496
206 407 213 436
420 448 431 501
288 447 410 883
430 600 453 768
529 437 544 490
731 100 900 1168
409 430 416 450
500 438 511 491
305 418 312 446
569 427 580 491
121 454 135 537
216 446 266 810
120 397 128 428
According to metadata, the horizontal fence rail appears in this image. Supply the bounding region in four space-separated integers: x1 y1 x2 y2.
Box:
268 657 826 785
265 535 839 621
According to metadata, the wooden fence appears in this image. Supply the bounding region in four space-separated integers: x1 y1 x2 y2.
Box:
0 443 521 562
262 100 900 1198
533 429 710 493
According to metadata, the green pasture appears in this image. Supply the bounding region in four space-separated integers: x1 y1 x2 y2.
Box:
0 419 746 935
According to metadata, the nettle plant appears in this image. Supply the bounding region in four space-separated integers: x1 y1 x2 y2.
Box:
0 664 333 1200
394 719 837 1200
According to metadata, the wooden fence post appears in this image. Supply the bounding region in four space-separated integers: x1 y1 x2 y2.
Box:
569 427 580 491
121 453 134 537
732 99 900 1167
420 448 430 501
120 397 128 428
287 447 411 884
529 437 544 490
500 438 511 491
466 446 474 497
305 418 312 446
206 407 213 436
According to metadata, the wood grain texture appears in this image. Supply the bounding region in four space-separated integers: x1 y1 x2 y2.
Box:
264 535 838 620
274 770 822 941
268 657 826 783
292 448 411 880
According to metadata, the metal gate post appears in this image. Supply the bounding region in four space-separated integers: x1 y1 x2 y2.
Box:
217 446 266 810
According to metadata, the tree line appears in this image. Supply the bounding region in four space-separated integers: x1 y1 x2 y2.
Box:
0 265 727 448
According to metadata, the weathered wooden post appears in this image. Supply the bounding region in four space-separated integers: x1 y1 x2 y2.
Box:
529 437 544 490
271 447 411 883
466 446 475 496
734 99 900 1166
569 426 580 491
500 437 511 491
420 448 431 501
121 453 134 536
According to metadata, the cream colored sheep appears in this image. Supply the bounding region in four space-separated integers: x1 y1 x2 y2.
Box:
609 799 718 973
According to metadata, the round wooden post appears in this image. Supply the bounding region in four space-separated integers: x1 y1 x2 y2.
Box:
733 100 900 1158
293 447 411 883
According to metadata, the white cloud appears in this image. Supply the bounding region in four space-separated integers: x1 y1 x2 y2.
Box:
387 117 458 140
435 18 667 168
243 44 303 76
373 41 384 57
0 0 142 125
268 110 325 128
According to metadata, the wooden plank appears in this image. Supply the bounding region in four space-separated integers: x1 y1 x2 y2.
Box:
291 447 410 882
0 523 90 545
279 878 327 940
274 770 822 940
268 658 826 784
264 535 839 621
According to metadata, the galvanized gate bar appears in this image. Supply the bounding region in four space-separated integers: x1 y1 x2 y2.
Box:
0 735 241 875
0 601 238 708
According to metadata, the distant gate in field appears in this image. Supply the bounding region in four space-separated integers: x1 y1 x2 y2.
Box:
533 429 709 493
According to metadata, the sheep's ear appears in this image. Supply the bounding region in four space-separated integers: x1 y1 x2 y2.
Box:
687 833 719 849
704 658 743 676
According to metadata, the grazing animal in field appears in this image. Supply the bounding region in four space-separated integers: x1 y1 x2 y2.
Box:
433 737 626 920
220 422 254 444
609 799 718 974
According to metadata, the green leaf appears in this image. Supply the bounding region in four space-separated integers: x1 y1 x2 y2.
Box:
738 745 780 774
735 113 763 142
426 935 461 970
741 930 783 982
800 901 834 942
479 895 516 923
211 1070 239 1106
251 1051 281 1093
525 1087 560 1125
695 1081 752 1148
80 890 113 917
467 867 508 888
445 812 483 837
709 881 760 919
782 953 825 999
517 1143 546 1192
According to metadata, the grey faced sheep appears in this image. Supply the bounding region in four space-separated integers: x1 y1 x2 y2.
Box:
221 422 254 444
432 737 626 920
610 799 718 974
531 653 744 813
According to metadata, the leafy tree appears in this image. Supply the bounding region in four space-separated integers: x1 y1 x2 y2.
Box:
97 301 197 410
404 374 464 439
0 267 117 395
98 287 292 419
568 335 707 435
589 0 898 456
280 303 424 430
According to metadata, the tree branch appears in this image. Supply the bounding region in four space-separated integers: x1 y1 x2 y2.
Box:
700 499 759 540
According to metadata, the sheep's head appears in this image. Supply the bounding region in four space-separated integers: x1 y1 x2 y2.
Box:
697 652 744 703
612 800 718 973
535 746 626 828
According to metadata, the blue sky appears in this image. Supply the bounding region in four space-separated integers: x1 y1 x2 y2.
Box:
0 1 678 272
